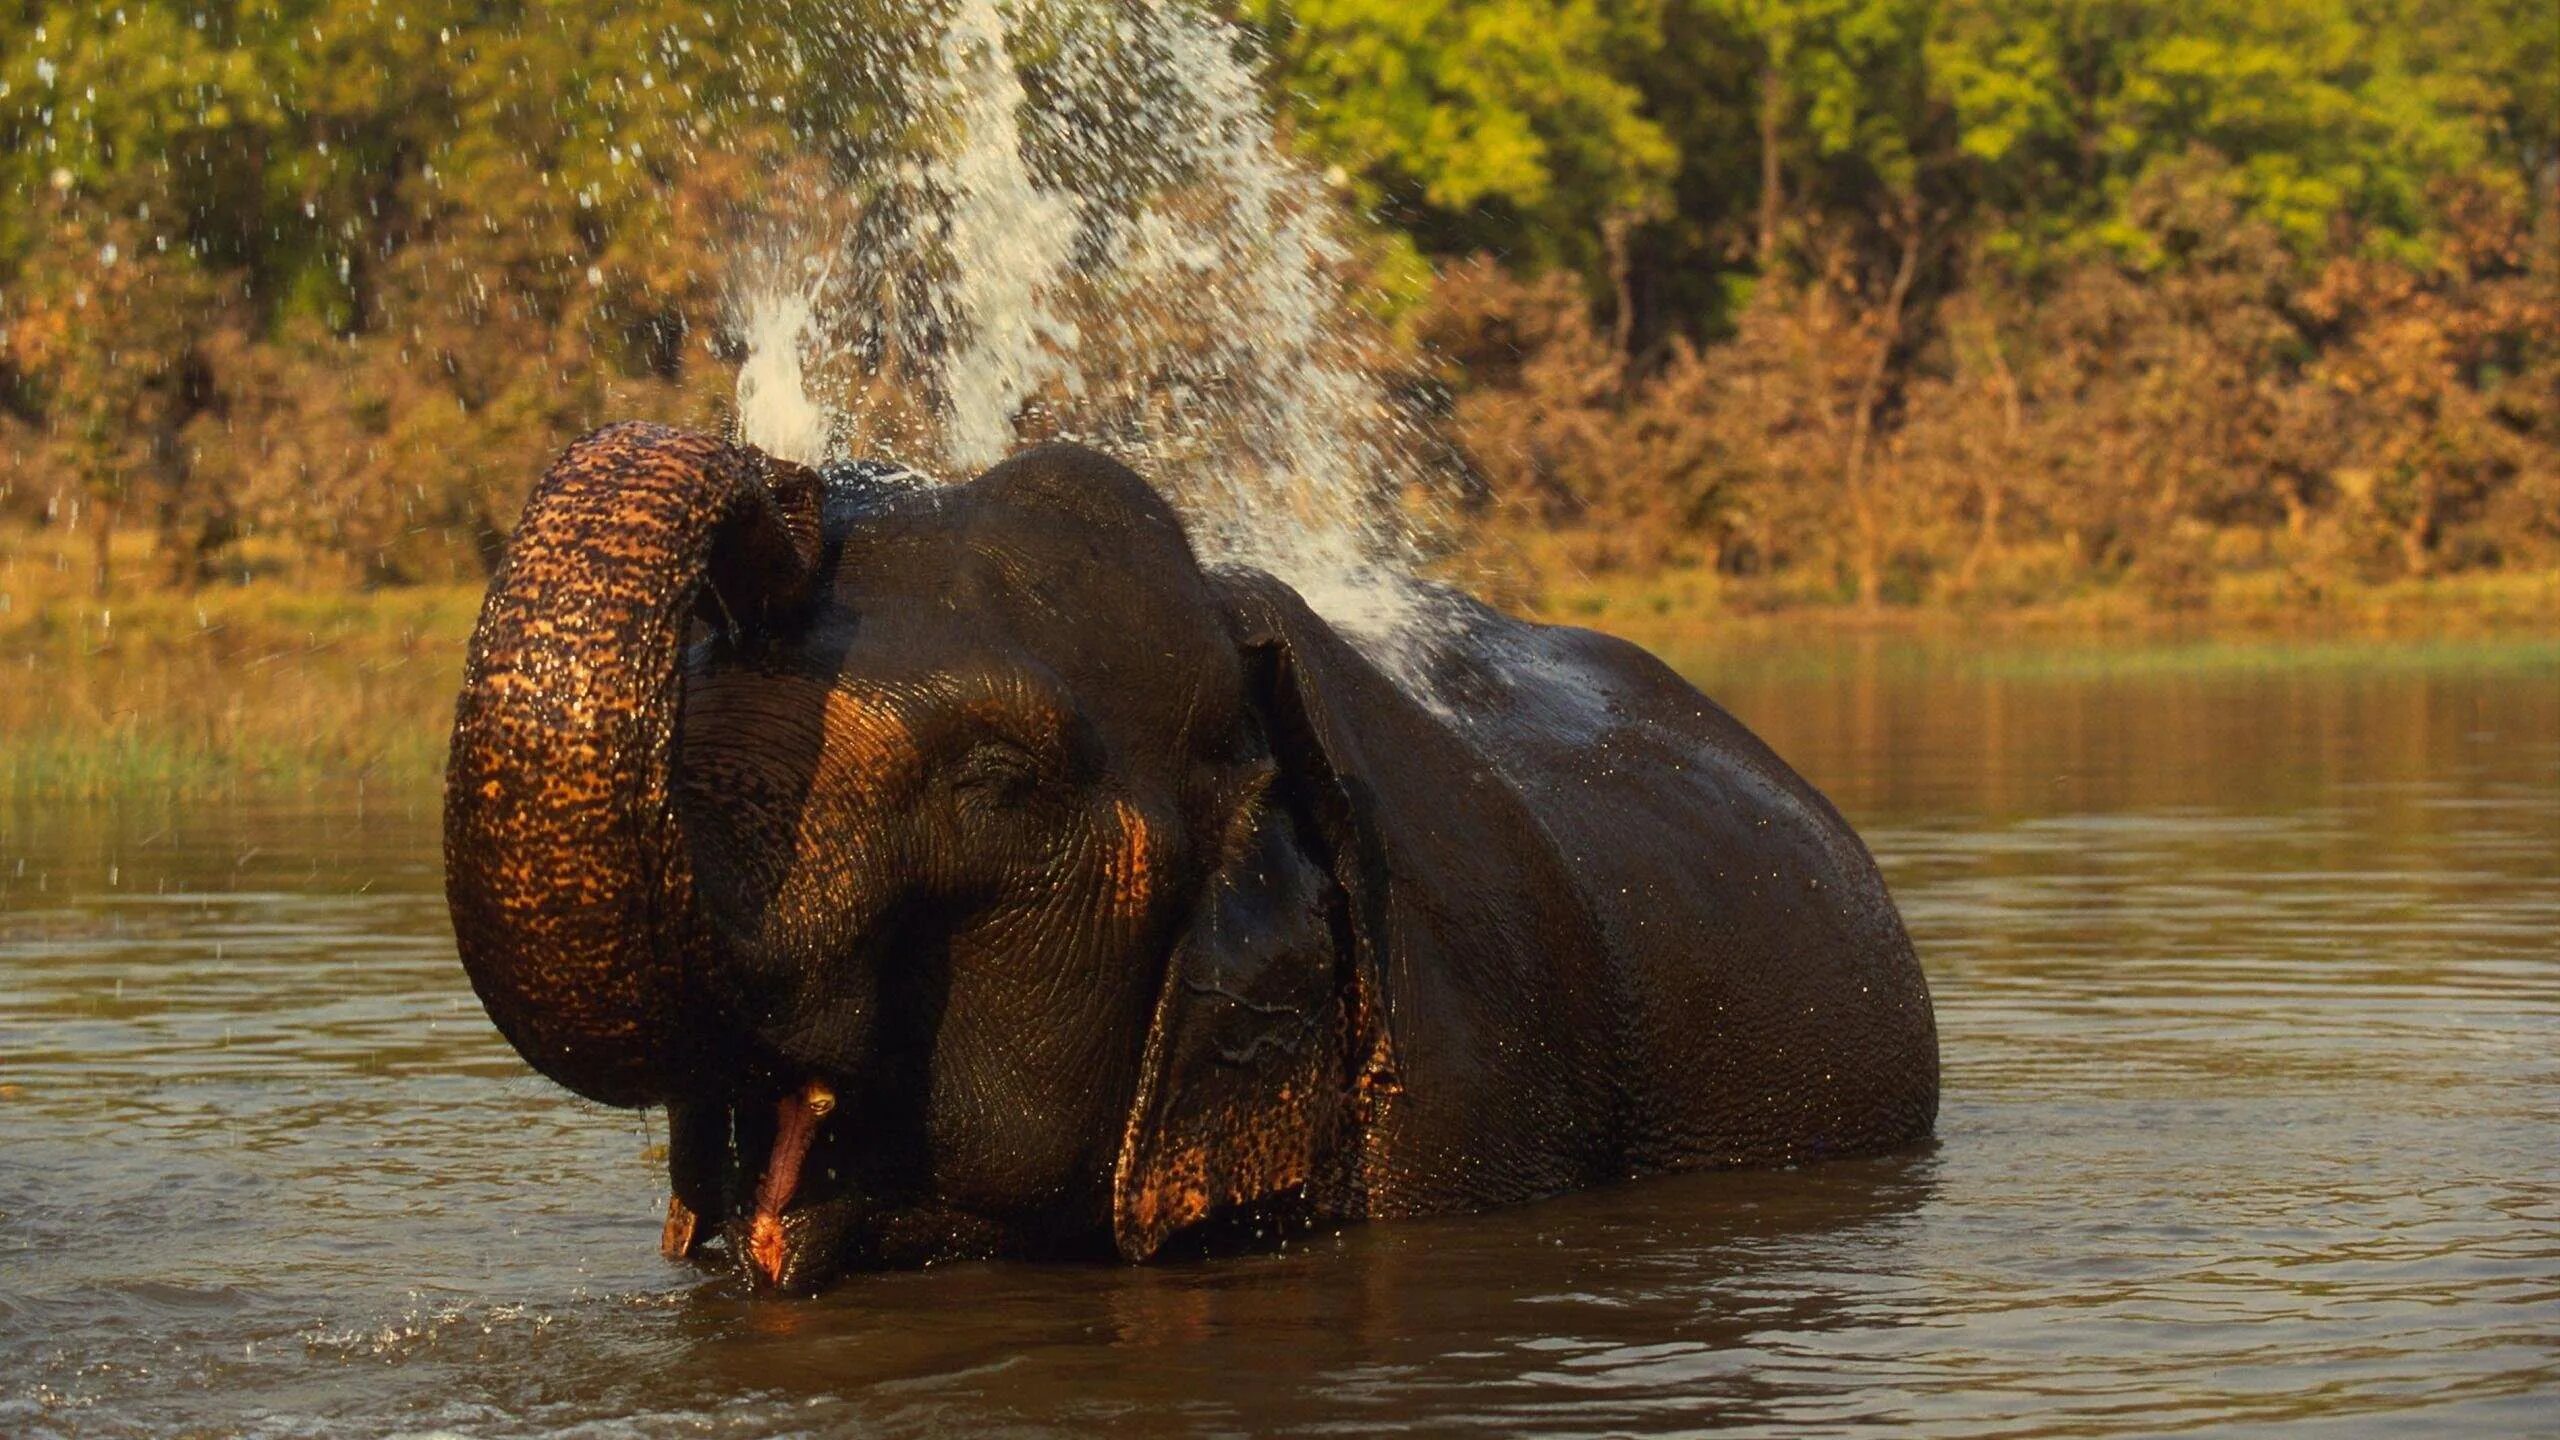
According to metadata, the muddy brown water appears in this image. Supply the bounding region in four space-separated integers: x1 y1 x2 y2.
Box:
4 640 2555 1437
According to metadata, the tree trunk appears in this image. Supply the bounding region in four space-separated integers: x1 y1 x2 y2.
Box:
1603 210 1640 360
88 495 118 598
1758 62 1787 269
465 497 510 578
1852 499 1884 608
1959 316 2024 591
1843 200 1927 609
2400 470 2438 578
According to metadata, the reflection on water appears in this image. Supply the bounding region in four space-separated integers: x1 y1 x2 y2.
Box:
2 641 2555 1437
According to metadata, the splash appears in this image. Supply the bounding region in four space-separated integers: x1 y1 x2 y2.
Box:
733 288 831 469
732 0 1449 671
928 0 1084 470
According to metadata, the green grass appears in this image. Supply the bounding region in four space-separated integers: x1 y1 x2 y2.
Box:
1641 631 2560 689
1522 561 2560 646
1 531 480 799
5 524 2553 799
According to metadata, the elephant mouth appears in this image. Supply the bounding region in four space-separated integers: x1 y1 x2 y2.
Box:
675 1079 866 1294
664 1078 1014 1293
744 1080 836 1286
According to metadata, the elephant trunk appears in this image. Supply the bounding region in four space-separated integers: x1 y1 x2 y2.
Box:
444 422 824 1106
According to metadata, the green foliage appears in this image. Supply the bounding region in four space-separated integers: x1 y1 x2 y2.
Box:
1 0 808 583
1247 0 2556 601
1 0 2551 609
1727 0 1935 180
1930 0 2504 269
1252 0 2550 291
1244 0 1676 272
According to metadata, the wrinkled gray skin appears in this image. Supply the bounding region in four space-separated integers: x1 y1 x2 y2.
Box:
444 423 1938 1293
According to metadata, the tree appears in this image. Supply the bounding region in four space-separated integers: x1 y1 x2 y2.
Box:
1245 0 1677 281
1931 0 2499 272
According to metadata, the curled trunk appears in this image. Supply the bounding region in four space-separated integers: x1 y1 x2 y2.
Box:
444 422 823 1106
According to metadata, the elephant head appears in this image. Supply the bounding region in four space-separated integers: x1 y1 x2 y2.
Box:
446 423 1391 1289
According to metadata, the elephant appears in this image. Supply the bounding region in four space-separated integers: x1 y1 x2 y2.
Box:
444 421 1938 1293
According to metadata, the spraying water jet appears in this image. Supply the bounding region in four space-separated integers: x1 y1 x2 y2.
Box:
730 0 1451 676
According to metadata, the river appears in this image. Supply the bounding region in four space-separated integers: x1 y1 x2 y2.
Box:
4 638 2555 1437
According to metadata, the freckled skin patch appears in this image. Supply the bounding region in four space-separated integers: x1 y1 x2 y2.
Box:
1108 799 1153 918
444 422 820 1107
1125 1142 1211 1238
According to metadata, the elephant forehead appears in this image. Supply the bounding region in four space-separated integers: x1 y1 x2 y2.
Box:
958 689 1064 748
831 513 1243 756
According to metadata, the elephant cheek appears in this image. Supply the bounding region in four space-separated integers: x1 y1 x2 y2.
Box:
788 690 919 860
809 690 920 800
744 690 919 954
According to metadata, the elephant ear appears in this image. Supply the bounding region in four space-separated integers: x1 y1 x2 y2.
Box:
1118 570 1652 1245
1110 775 1340 1260
1109 570 1401 1261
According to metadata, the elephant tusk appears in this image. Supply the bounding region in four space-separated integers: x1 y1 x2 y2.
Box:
747 1080 837 1284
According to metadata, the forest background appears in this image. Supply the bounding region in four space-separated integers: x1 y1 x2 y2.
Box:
3 0 2554 645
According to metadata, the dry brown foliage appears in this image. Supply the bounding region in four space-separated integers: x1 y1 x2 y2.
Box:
1439 162 2559 610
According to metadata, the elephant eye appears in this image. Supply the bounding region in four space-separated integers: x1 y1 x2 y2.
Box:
949 739 1044 807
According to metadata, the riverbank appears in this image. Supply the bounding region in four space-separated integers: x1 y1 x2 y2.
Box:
5 528 2553 799
0 565 478 800
1513 560 2560 653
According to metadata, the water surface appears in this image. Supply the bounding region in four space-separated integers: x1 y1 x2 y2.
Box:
4 640 2555 1437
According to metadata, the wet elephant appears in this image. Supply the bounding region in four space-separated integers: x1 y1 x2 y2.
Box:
443 422 1938 1292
